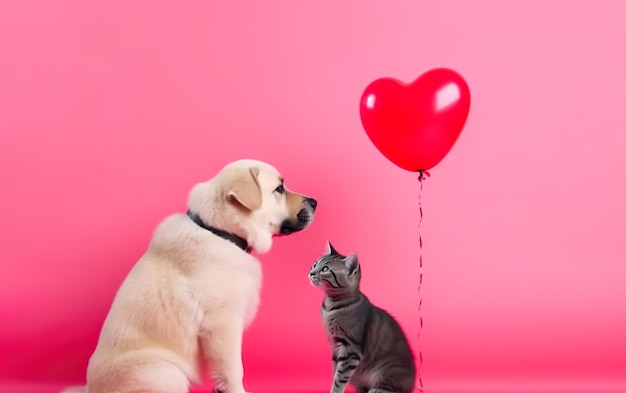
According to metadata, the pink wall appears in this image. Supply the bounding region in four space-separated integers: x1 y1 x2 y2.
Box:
1 1 625 392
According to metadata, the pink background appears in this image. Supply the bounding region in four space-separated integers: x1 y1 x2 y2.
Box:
1 1 625 392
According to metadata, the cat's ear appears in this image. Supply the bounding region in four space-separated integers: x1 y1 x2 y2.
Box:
326 241 339 256
344 252 359 275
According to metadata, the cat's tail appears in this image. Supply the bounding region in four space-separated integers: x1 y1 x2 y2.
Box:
59 386 87 393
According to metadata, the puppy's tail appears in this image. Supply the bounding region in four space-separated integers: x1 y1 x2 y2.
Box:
60 386 87 393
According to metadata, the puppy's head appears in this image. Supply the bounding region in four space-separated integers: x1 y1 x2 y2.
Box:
188 159 317 254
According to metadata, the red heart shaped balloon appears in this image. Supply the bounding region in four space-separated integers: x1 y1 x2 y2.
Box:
359 68 471 172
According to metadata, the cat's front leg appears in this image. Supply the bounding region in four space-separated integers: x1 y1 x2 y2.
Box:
330 348 361 393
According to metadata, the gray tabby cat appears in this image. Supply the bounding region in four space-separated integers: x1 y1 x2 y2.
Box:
309 241 416 393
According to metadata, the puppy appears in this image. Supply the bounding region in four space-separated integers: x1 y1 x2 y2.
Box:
62 159 317 393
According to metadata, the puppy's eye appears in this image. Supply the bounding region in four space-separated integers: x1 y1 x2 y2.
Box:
321 266 329 272
274 184 285 194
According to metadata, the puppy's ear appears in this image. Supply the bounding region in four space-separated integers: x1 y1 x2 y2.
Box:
227 167 262 211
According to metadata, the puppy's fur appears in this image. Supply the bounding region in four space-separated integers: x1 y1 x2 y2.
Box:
62 159 317 393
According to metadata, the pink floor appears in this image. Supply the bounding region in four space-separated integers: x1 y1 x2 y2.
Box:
1 382 626 393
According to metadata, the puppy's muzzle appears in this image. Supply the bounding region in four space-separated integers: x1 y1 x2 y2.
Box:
280 197 317 235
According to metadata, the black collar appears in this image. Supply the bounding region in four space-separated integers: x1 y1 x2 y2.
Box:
186 210 252 253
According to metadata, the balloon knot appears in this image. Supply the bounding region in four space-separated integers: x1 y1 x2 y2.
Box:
418 170 431 182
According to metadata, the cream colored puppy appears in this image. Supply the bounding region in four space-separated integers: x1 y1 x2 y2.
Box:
62 159 317 393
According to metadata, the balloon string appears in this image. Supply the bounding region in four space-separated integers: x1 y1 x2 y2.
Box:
416 170 429 393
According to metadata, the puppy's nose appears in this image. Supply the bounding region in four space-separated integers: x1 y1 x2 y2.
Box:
306 197 318 211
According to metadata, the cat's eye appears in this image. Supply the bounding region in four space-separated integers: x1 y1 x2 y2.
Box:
274 184 285 194
321 266 329 272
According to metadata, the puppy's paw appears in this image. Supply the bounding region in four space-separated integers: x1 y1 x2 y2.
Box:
213 388 251 393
